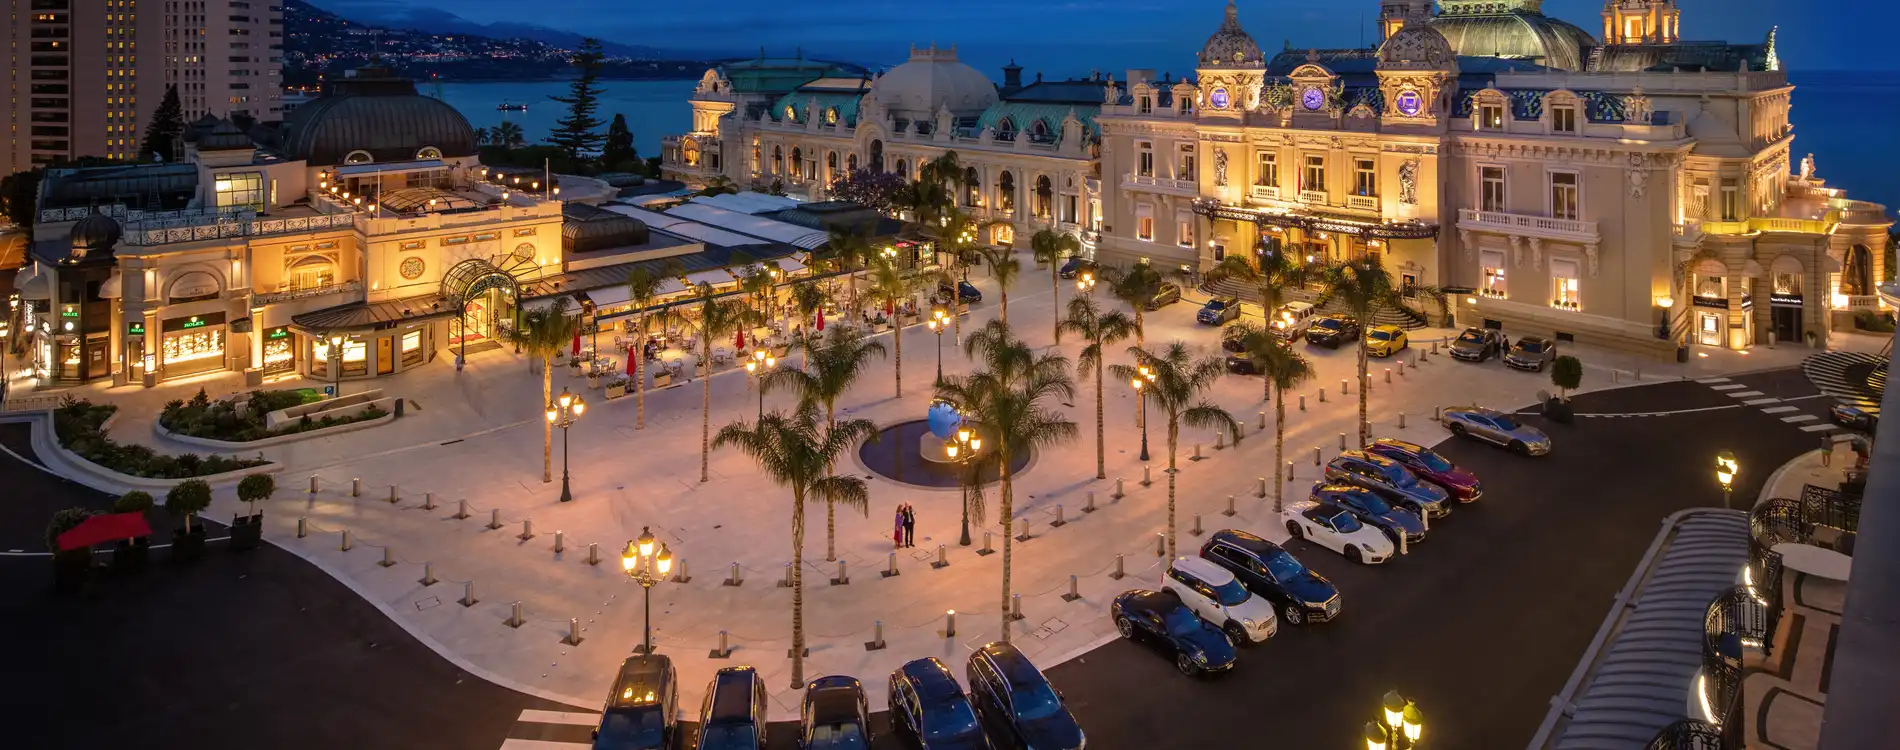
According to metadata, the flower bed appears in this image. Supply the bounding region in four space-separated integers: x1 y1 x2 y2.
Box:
159 388 386 442
53 397 270 479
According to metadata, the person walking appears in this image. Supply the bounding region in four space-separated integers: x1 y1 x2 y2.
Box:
893 504 905 549
902 504 916 547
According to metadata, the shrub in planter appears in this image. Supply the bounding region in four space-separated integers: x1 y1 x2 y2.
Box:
112 536 151 575
165 479 213 561
114 490 155 516
47 507 98 592
231 473 275 551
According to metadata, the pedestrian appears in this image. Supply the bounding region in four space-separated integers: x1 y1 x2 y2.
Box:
893 504 905 549
902 504 916 547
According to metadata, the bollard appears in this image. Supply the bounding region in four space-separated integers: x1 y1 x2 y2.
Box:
423 492 437 510
455 499 470 520
1215 430 1226 450
1259 411 1268 430
1399 413 1407 429
724 562 745 588
1635 367 1641 381
554 531 565 554
1339 433 1347 451
420 562 437 586
519 520 534 541
1399 360 1407 376
1112 478 1126 499
1256 477 1267 498
487 509 502 530
1063 574 1081 602
1191 513 1204 537
389 485 399 504
980 532 994 556
461 581 478 607
866 620 887 651
309 475 319 493
1154 532 1166 557
1192 443 1204 461
1052 504 1067 528
1084 491 1097 513
1612 369 1620 384
1314 446 1322 465
673 558 691 584
1341 378 1349 395
297 517 308 538
340 529 353 551
1300 394 1307 411
780 562 794 587
945 610 958 638
1432 341 1439 354
1010 593 1024 621
587 543 600 566
1141 465 1153 487
351 477 361 497
1434 405 1442 422
1224 494 1237 517
933 544 950 569
1288 461 1296 482
883 552 900 578
1236 421 1244 443
507 602 524 628
565 618 584 646
1319 387 1327 403
379 547 396 567
710 630 732 659
1111 554 1127 580
1385 368 1392 384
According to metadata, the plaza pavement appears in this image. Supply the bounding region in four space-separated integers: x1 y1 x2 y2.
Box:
27 267 1884 721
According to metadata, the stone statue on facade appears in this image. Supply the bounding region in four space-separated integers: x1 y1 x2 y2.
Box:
1214 149 1229 186
1624 87 1652 124
1800 153 1816 181
1398 159 1419 205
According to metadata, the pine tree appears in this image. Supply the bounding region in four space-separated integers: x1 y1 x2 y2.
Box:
138 85 185 163
546 39 608 162
602 113 637 168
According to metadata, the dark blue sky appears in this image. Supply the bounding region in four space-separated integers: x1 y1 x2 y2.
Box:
343 0 1883 76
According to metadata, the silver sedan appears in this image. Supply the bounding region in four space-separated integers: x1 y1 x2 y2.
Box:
1441 406 1552 456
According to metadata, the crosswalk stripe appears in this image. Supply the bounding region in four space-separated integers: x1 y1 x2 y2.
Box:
1708 383 1747 390
1760 406 1800 414
1801 423 1840 433
1727 390 1766 398
1782 414 1819 423
1698 377 1734 384
516 710 600 727
1743 398 1781 405
500 740 590 750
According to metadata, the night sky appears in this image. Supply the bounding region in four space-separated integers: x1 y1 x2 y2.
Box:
319 0 1884 76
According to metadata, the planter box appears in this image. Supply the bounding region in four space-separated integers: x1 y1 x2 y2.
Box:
229 513 263 551
653 373 672 388
1542 398 1575 424
604 383 630 400
171 526 208 562
112 537 150 574
53 549 92 592
588 372 602 389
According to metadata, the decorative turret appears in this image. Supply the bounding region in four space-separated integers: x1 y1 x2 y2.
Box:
1197 1 1265 122
1199 0 1264 69
1379 0 1434 43
1603 0 1681 45
1001 60 1024 95
1376 8 1458 127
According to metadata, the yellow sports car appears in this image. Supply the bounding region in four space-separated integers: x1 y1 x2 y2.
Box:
1365 325 1408 357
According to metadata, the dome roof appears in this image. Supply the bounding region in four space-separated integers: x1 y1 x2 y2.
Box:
1379 18 1458 71
67 213 120 262
562 203 651 252
283 68 478 167
1429 2 1599 72
197 118 255 151
869 45 998 118
1200 1 1264 69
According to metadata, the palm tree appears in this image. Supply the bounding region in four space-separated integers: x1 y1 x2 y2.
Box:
625 264 680 430
764 326 887 561
495 121 526 149
824 227 876 322
1058 296 1135 479
867 259 919 398
510 297 584 483
936 321 1077 641
473 126 493 147
1204 250 1298 331
1109 343 1239 559
1103 260 1164 349
674 283 759 483
1229 323 1315 511
788 280 827 372
713 403 875 689
1316 258 1408 447
698 175 739 197
972 244 1021 324
1031 230 1081 344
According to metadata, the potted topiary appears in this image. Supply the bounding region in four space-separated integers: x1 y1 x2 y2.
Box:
165 479 213 561
1546 355 1583 424
111 490 155 573
231 473 274 551
47 507 98 592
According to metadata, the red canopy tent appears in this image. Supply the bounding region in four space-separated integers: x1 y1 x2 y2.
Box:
56 512 152 552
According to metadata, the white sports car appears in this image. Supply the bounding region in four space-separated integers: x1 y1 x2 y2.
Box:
1281 499 1401 565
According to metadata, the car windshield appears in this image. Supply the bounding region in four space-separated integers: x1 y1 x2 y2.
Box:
1161 605 1206 636
921 698 981 740
1368 330 1391 341
1492 414 1522 430
1516 340 1545 353
1348 492 1394 514
1208 577 1251 606
1414 449 1453 473
1380 464 1418 487
1457 330 1484 344
808 722 867 747
1263 549 1306 580
1206 300 1227 310
1315 319 1343 331
1010 681 1064 721
699 724 758 747
597 709 665 745
1330 512 1363 532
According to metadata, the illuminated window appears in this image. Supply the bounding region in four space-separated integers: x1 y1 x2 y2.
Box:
214 171 263 212
1137 142 1154 177
1177 219 1194 248
1255 151 1278 187
1177 144 1196 181
1479 102 1505 130
1550 172 1580 221
1303 155 1325 192
1353 158 1376 197
1550 259 1581 308
1480 166 1506 213
1480 249 1506 297
1721 178 1741 221
402 330 421 353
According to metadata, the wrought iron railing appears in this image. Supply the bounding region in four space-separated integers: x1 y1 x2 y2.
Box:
1701 598 1746 745
251 280 364 306
1643 718 1725 750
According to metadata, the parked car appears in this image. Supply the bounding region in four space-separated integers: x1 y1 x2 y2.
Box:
1503 335 1556 372
1365 324 1408 357
965 642 1086 750
1197 529 1341 626
1364 438 1483 502
1304 314 1360 348
1057 256 1094 280
935 280 983 304
1271 301 1317 340
1197 296 1242 325
1310 483 1426 547
1281 499 1398 564
1144 282 1183 310
1441 406 1552 456
695 666 770 750
1225 353 1258 375
1110 588 1239 676
888 658 993 750
1830 403 1879 432
1220 325 1248 353
593 655 677 750
1323 450 1452 519
1448 327 1503 362
1161 555 1278 646
800 676 872 750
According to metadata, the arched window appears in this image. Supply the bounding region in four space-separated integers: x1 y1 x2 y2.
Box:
826 151 839 182
344 150 373 165
752 140 763 176
790 148 803 181
897 160 909 181
1843 244 1874 296
965 166 980 207
1029 120 1050 142
416 146 442 160
869 140 884 173
683 141 700 167
998 171 1016 213
847 153 859 171
1034 175 1053 219
996 118 1017 141
772 145 784 175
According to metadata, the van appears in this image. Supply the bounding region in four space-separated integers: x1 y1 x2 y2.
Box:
1271 301 1316 340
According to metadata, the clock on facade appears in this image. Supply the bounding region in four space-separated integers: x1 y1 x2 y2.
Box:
1395 89 1423 117
1302 86 1325 111
1209 87 1230 109
399 256 425 280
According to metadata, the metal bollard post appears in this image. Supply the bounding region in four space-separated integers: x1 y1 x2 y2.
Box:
519 520 534 541
424 492 437 510
1154 532 1166 557
1314 446 1322 465
1010 593 1024 621
867 621 886 651
1341 378 1349 395
420 562 437 586
1191 513 1204 537
1300 394 1307 411
297 517 308 538
1052 504 1067 528
1385 368 1392 384
1339 432 1347 451
340 529 353 551
1256 477 1267 498
1084 491 1097 512
587 543 600 566
1259 411 1268 430
933 544 950 569
711 630 731 659
455 499 470 520
565 618 583 646
1064 574 1081 602
1215 430 1226 450
1399 413 1407 429
1431 341 1439 354
1141 465 1153 487
780 562 794 587
945 610 957 638
1111 554 1126 580
673 558 691 583
487 509 502 530
379 547 396 567
351 477 361 497
554 530 565 554
883 552 899 578
1192 443 1204 461
389 485 399 504
1434 405 1442 422
725 562 745 588
507 602 523 628
1223 494 1237 517
1319 387 1327 403
309 475 319 493
1399 360 1407 376
1288 461 1296 482
461 581 477 607
1112 478 1126 499
981 532 994 556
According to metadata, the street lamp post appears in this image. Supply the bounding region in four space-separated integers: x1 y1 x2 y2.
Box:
946 427 982 546
546 387 585 502
621 526 673 655
1716 450 1739 510
1075 271 1096 295
927 307 949 386
1132 365 1155 462
1365 690 1425 750
745 349 777 419
326 333 345 398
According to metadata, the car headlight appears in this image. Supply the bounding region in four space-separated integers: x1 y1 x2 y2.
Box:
1193 650 1209 664
1241 618 1257 629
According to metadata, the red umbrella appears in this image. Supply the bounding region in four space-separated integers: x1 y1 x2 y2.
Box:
571 332 581 357
816 308 825 331
735 329 746 349
626 350 637 376
885 299 894 315
56 512 152 552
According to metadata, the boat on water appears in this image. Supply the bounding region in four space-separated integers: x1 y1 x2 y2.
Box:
496 102 528 112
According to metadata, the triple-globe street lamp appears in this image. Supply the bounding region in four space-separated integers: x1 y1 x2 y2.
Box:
1716 450 1739 509
745 349 777 419
946 427 982 546
1131 364 1155 462
621 526 673 655
926 307 950 386
1076 270 1096 294
546 387 585 503
1364 690 1425 750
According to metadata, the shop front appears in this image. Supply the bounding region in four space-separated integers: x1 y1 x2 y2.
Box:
159 311 228 380
260 325 298 378
302 322 439 382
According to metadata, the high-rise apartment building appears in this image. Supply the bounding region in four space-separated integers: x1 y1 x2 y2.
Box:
3 0 280 176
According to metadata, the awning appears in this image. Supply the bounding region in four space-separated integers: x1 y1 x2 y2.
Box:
683 269 735 288
98 269 123 299
774 257 808 274
654 278 687 297
581 284 632 309
334 159 447 178
14 261 50 300
521 295 576 314
56 512 153 551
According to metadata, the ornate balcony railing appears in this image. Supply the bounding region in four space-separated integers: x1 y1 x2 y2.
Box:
126 212 359 246
1458 208 1601 243
38 204 127 223
1299 189 1328 205
1122 174 1197 194
1642 718 1726 750
251 280 364 307
1250 184 1281 201
1346 194 1380 211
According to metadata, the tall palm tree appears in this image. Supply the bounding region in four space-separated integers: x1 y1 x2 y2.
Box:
1031 230 1081 344
625 265 679 431
674 283 758 483
473 126 493 147
713 403 875 689
824 227 875 321
972 244 1021 324
511 297 584 483
1103 260 1164 349
1109 343 1239 559
495 121 525 149
788 280 828 373
1316 258 1407 447
1057 296 1135 479
1229 324 1315 511
1204 250 1297 330
936 321 1077 641
867 259 919 398
764 326 887 561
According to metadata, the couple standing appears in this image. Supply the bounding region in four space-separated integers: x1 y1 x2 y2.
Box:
892 503 916 548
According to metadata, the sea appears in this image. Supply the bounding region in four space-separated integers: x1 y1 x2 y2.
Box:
430 71 1900 209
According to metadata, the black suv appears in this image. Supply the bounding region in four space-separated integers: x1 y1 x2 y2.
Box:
1057 256 1094 279
888 657 992 749
800 675 872 750
1305 314 1360 348
695 666 769 750
966 642 1085 750
1198 529 1341 626
593 655 677 750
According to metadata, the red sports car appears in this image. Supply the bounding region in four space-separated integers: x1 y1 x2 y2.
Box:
1365 438 1482 502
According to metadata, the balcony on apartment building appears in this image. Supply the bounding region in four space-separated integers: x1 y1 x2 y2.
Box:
120 204 361 248
1458 208 1602 244
1121 173 1197 197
